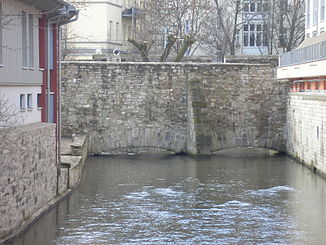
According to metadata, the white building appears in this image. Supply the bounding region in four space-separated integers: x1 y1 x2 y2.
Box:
278 0 326 91
240 0 270 55
65 0 142 60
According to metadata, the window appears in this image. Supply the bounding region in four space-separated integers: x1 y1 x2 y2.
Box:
244 3 249 12
257 2 262 12
280 0 288 12
250 3 255 12
263 24 268 46
20 94 26 110
244 33 249 46
313 0 318 25
27 94 32 109
244 24 249 31
21 11 34 68
37 94 42 108
307 0 311 27
321 0 325 21
28 14 34 68
256 33 262 46
123 24 126 41
250 33 255 46
262 1 269 12
109 21 113 41
116 22 119 42
22 12 28 67
250 24 255 31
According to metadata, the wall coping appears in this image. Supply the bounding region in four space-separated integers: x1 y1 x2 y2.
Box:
61 61 271 67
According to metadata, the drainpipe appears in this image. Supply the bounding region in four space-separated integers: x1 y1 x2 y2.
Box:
47 22 52 124
57 14 78 162
45 6 78 194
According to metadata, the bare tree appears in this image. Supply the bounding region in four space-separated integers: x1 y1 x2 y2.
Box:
129 0 213 62
277 0 305 52
0 92 22 154
203 0 305 59
202 0 244 59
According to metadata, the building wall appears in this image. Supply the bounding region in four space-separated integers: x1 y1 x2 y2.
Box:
0 0 42 84
0 0 43 124
306 0 326 37
0 86 41 124
0 123 57 240
65 0 137 59
61 62 290 155
287 93 326 175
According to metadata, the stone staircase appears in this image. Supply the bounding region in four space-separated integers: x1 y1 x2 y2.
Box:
58 135 88 195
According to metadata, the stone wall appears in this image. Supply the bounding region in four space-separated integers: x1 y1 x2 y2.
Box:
0 123 57 240
225 55 279 67
287 93 326 175
61 62 290 155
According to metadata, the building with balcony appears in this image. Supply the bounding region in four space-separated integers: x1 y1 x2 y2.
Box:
278 0 326 175
278 0 326 90
0 0 78 124
64 0 142 60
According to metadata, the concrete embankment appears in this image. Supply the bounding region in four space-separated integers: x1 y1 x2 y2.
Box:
287 93 326 176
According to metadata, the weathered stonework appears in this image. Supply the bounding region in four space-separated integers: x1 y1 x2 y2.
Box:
225 55 279 66
0 125 89 243
62 62 290 155
0 123 56 240
287 93 326 175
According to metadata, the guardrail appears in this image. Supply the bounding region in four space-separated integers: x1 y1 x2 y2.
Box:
279 40 326 67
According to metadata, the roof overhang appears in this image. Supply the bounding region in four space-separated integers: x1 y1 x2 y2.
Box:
21 0 73 13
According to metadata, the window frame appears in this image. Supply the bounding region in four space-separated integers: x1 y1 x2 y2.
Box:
20 94 26 110
27 94 33 109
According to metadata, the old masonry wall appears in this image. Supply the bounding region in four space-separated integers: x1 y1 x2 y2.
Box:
61 62 290 155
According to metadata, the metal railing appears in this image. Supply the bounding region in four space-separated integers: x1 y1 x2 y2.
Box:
279 40 326 67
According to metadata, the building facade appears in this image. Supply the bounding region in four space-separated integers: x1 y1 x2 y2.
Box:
240 0 270 55
64 0 142 60
277 0 326 175
0 0 78 125
278 0 326 91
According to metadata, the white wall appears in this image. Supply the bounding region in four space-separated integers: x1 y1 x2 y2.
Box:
287 93 326 175
277 59 326 79
306 0 326 37
66 1 124 56
0 86 42 124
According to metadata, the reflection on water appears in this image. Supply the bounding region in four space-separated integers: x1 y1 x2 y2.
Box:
6 153 326 245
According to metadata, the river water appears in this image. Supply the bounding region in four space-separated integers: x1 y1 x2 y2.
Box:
6 152 326 245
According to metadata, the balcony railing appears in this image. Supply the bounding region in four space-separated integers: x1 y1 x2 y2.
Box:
279 40 326 67
122 7 141 18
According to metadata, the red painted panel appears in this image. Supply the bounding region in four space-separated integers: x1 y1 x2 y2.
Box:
39 15 46 122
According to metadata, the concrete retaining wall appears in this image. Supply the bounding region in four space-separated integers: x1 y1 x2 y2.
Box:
287 93 326 175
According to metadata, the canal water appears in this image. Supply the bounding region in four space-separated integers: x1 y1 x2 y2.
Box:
6 152 326 244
